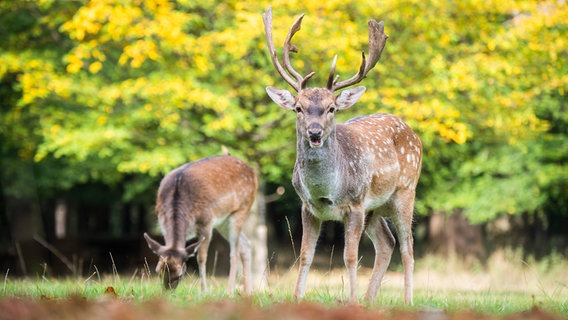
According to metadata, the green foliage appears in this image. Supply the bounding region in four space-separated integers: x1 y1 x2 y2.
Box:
0 0 566 223
377 0 568 223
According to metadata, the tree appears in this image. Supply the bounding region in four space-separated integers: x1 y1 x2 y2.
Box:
0 0 566 261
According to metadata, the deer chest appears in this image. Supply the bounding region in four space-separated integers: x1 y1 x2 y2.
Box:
292 168 362 221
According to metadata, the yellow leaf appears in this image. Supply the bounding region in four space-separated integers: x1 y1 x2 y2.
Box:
138 162 151 173
89 61 102 74
50 125 61 134
96 115 107 125
194 55 209 73
66 55 83 73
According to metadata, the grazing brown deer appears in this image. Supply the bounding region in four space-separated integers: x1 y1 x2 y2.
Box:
262 7 422 304
144 155 257 294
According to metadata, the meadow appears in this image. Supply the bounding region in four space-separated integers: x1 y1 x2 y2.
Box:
1 249 566 319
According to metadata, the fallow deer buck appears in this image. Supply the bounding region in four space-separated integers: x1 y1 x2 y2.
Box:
263 7 422 304
144 155 257 294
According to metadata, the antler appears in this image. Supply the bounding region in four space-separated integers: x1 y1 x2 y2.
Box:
263 7 315 92
327 19 388 92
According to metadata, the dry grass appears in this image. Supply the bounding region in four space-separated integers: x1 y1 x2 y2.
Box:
260 248 567 314
265 248 567 296
394 249 567 294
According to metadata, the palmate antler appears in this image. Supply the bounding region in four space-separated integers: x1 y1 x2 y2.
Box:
262 7 315 92
263 6 388 92
326 20 388 91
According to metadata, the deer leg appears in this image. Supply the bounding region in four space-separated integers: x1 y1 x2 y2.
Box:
196 227 213 292
393 191 416 305
343 205 365 304
222 214 244 294
364 215 395 303
294 204 321 299
238 233 253 295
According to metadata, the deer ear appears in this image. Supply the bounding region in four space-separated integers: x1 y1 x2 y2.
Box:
266 87 296 110
185 237 203 257
335 86 366 110
144 233 164 255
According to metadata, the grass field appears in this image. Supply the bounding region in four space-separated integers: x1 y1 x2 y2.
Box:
1 249 567 319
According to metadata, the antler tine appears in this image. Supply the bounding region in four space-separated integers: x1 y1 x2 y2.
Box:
285 16 316 90
283 15 306 83
331 19 388 92
364 19 388 74
325 55 337 90
326 55 338 90
263 7 300 91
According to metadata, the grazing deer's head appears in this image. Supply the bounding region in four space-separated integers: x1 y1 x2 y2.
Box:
144 233 201 290
263 7 388 149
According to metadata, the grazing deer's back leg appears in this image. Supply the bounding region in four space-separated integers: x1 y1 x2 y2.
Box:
392 190 416 305
294 204 322 299
227 211 244 293
238 233 253 294
215 209 250 294
364 214 396 302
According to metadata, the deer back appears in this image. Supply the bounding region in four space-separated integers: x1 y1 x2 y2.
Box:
339 114 422 204
155 155 257 248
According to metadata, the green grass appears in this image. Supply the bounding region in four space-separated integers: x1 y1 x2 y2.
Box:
1 250 567 317
2 277 566 316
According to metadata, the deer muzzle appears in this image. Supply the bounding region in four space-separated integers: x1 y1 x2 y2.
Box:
163 270 182 290
307 123 323 148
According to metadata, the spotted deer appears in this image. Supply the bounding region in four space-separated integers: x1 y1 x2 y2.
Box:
144 155 257 294
263 7 422 304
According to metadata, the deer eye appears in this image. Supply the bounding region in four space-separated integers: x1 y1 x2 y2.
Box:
328 106 336 114
295 106 303 113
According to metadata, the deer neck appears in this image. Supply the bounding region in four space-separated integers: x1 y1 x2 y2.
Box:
295 128 345 201
161 211 189 250
160 172 192 250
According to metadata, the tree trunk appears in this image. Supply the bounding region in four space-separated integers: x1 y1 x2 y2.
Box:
245 180 269 291
427 210 485 262
55 198 67 239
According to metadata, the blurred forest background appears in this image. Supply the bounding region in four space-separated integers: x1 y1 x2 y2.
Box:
0 0 566 277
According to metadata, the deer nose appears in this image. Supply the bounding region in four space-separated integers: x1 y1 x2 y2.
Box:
307 123 323 138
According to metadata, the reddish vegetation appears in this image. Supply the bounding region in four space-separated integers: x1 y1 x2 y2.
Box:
0 297 562 320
